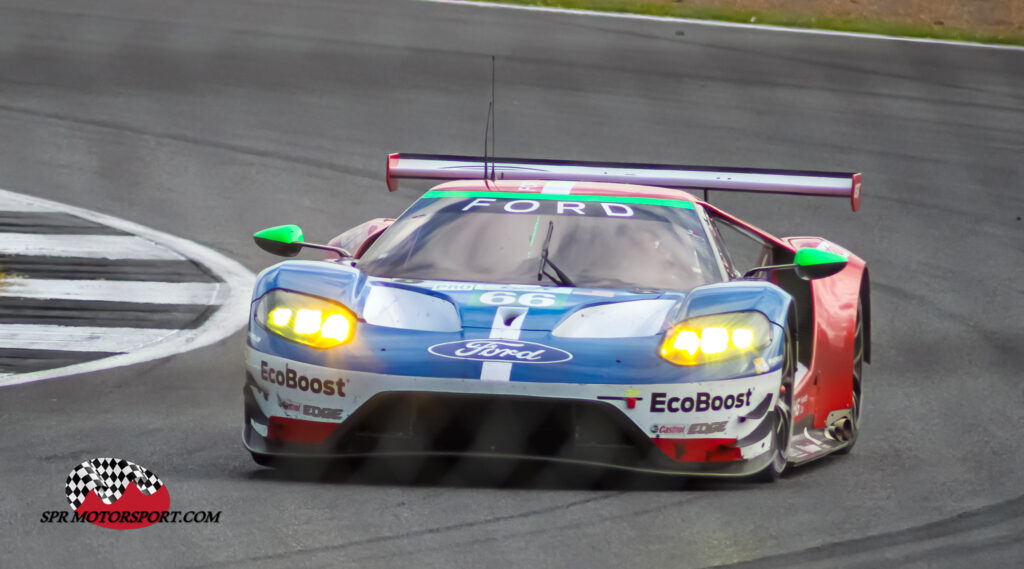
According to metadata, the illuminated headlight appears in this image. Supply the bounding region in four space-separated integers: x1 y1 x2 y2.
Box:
660 311 772 366
255 289 357 349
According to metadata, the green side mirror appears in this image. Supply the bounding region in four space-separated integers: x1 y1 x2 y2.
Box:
254 224 305 257
794 247 847 280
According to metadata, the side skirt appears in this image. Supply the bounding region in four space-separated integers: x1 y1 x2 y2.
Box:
786 423 853 465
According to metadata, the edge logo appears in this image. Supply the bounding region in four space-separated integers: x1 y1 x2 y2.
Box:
428 340 572 364
649 422 728 436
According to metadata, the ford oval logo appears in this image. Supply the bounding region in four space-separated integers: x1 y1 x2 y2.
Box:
428 340 573 364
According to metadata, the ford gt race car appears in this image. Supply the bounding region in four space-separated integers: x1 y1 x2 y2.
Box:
243 154 870 481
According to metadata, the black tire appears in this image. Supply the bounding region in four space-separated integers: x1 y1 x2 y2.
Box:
752 324 795 483
250 451 277 468
835 298 864 455
250 454 344 481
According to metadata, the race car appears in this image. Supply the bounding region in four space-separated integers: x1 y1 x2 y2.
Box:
243 154 869 481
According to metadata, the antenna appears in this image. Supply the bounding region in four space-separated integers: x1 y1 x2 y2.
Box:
484 102 493 183
490 55 496 182
482 56 497 185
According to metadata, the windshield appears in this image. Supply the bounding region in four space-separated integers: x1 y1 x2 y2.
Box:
357 191 723 291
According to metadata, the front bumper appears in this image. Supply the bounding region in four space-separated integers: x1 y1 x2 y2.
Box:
243 348 782 477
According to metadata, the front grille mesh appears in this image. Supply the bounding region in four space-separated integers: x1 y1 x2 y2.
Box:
333 392 652 465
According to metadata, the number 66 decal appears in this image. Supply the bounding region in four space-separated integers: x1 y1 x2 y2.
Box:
477 291 561 308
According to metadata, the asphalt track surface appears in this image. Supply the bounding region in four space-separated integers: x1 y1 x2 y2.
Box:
1 1 1022 567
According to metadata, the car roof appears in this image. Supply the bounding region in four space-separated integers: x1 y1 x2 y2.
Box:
428 180 701 203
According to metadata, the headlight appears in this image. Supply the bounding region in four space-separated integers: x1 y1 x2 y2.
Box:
255 289 357 349
660 311 772 366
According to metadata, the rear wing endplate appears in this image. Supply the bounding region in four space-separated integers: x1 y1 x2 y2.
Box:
386 153 862 211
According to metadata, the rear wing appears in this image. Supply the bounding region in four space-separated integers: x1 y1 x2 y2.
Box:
386 153 862 211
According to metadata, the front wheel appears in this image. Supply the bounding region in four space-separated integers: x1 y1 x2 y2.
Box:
752 407 790 482
751 324 795 483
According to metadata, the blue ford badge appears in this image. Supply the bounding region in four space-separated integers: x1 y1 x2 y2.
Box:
428 340 573 364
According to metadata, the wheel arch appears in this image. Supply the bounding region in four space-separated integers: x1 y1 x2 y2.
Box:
860 266 872 365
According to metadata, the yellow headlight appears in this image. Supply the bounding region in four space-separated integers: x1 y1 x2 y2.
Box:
293 309 324 335
699 327 730 354
269 307 293 327
256 290 357 349
731 328 754 350
660 312 772 366
320 313 354 341
672 330 700 355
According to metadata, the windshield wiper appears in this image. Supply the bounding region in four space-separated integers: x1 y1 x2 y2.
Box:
536 220 575 287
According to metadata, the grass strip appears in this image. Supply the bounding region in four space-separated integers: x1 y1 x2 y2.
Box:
478 1 1024 47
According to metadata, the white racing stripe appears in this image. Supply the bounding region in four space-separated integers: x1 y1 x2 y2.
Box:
0 278 225 305
480 307 529 382
0 233 185 260
0 187 255 387
422 0 1024 52
0 325 177 353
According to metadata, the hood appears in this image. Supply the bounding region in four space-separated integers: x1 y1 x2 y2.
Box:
251 261 685 338
359 278 684 336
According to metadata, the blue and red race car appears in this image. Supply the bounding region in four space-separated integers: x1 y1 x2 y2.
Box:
243 154 869 481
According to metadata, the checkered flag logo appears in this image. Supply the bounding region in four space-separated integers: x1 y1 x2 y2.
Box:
65 458 164 511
